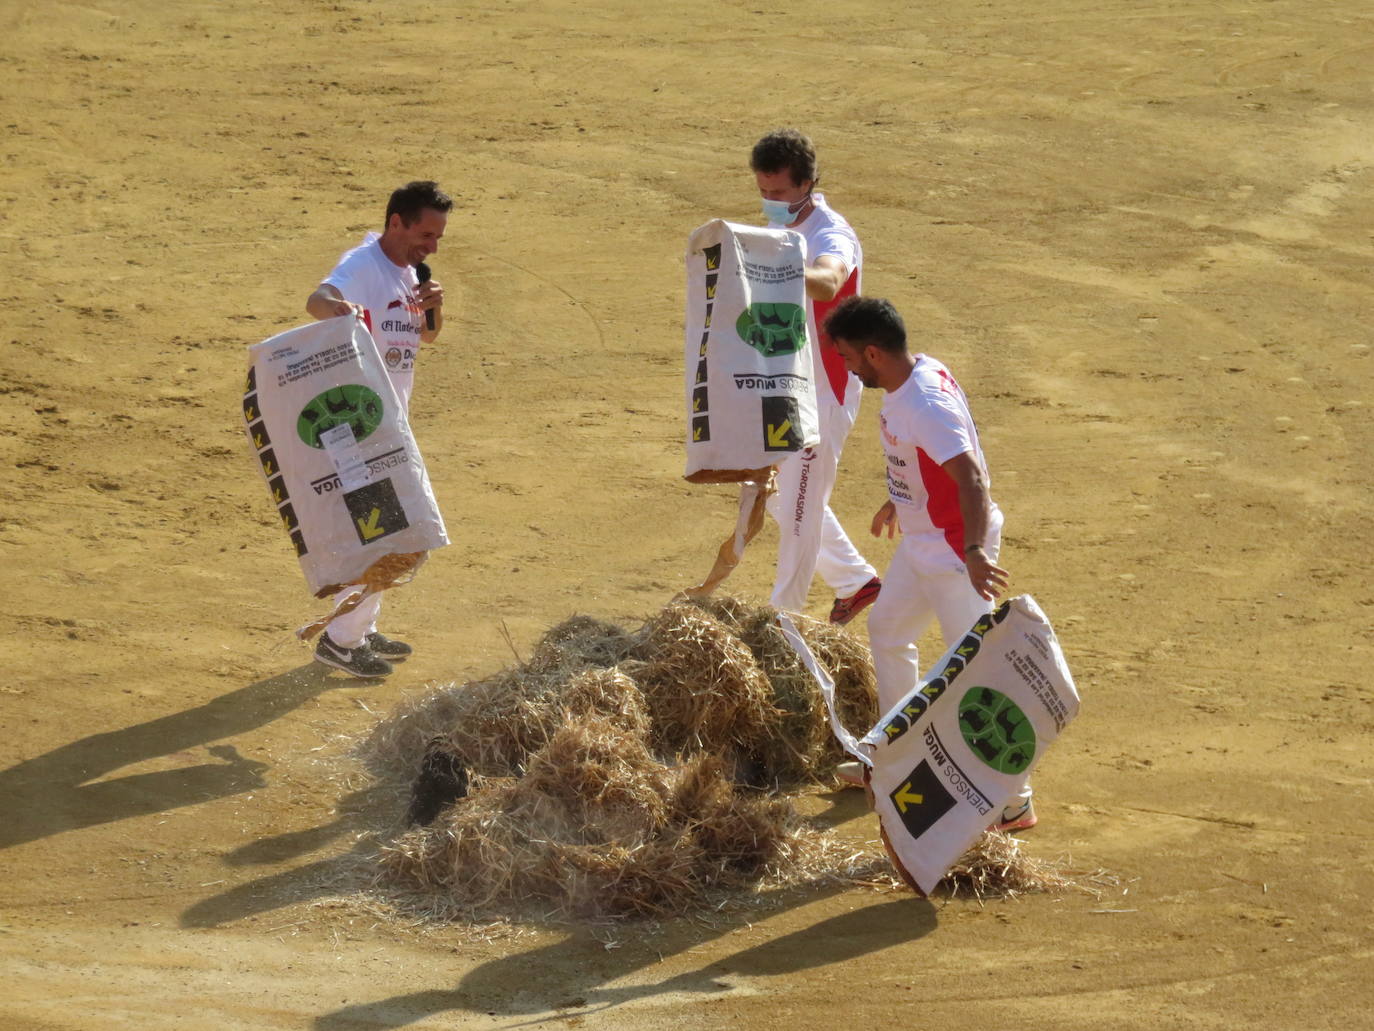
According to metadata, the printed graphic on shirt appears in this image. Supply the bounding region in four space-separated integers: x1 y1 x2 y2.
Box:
736 302 806 358
296 385 385 449
342 477 410 546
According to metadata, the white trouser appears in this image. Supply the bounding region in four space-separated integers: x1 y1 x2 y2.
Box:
867 534 1031 811
325 588 382 648
766 386 877 612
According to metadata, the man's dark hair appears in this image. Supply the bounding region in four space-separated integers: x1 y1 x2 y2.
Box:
385 180 453 226
750 129 819 188
824 296 907 354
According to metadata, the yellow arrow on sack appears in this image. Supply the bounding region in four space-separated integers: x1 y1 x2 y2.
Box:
892 782 925 813
244 404 257 421
766 419 793 448
357 508 385 540
693 425 703 441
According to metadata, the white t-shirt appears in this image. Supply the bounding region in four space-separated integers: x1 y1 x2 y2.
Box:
793 193 863 408
879 356 1003 572
323 233 423 408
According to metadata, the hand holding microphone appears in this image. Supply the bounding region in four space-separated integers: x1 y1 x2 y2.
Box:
414 261 439 331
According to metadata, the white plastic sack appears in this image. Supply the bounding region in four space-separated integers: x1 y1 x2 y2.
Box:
242 316 448 597
683 219 820 483
860 595 1080 895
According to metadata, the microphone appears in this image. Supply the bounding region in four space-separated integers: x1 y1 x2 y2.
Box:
415 261 436 331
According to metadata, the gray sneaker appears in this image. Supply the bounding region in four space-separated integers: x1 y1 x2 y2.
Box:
366 632 413 658
314 633 393 679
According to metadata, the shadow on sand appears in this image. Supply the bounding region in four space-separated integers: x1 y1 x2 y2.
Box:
313 893 935 1029
0 663 340 850
169 728 920 1028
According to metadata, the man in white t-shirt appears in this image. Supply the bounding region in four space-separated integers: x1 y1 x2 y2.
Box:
303 180 450 678
824 296 1036 833
750 129 881 624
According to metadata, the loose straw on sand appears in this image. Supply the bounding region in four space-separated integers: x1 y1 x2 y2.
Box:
351 598 1095 923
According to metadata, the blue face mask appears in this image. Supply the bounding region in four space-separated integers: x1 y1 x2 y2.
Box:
761 198 796 225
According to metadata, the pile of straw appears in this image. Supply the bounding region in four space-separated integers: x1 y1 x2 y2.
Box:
359 598 878 920
359 599 874 791
356 597 1086 922
378 717 816 920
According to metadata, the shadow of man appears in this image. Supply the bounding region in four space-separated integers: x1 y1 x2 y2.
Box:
178 780 397 930
0 663 337 850
313 891 934 1030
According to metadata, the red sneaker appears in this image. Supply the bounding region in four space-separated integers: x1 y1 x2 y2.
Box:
829 576 882 625
989 799 1037 833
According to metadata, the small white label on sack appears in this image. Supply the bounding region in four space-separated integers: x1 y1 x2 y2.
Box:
319 422 372 492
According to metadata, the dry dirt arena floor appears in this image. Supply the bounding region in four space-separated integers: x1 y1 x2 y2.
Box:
3 0 1373 1028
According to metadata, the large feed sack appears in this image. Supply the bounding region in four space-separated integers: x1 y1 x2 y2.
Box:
683 219 820 484
861 595 1080 895
242 316 447 598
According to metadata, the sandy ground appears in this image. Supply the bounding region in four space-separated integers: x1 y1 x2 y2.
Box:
3 0 1373 1027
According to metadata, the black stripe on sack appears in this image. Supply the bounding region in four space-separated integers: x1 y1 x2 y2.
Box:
881 605 1004 745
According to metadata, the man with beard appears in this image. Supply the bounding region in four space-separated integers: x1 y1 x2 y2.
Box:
824 295 1035 832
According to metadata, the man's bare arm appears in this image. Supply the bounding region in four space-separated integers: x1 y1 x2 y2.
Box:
804 255 848 301
306 283 359 321
942 451 1010 600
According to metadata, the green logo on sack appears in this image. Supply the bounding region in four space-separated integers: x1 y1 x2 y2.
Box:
735 302 806 357
958 686 1036 774
297 385 384 448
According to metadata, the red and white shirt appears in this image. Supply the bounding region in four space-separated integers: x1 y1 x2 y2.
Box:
323 232 424 408
795 193 862 407
879 356 1002 572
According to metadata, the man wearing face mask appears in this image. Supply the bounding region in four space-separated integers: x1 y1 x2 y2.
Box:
751 129 881 625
